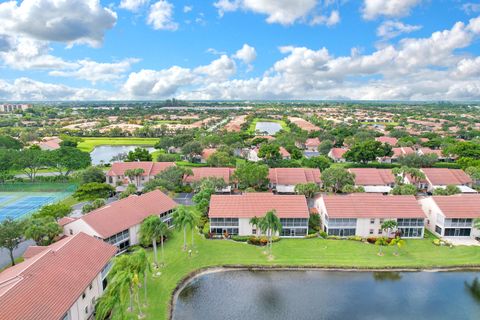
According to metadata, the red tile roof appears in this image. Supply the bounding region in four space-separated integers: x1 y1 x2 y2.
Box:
376 136 398 146
349 168 395 186
209 193 309 218
0 233 116 320
269 168 321 185
68 190 177 238
422 168 472 186
22 246 48 259
392 147 415 158
184 167 235 184
279 146 291 157
107 161 175 177
321 194 425 218
431 194 480 218
201 148 217 160
419 148 444 157
305 138 321 148
329 148 348 159
58 216 76 227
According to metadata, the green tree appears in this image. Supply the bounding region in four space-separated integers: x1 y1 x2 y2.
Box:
172 205 197 251
48 147 91 176
130 248 151 311
466 166 480 185
258 143 281 160
0 135 23 149
302 155 331 171
35 203 71 221
321 167 355 193
432 185 461 195
140 215 169 268
14 148 49 181
73 182 114 201
381 220 398 237
233 162 269 190
390 184 418 195
397 153 438 168
126 147 152 162
258 210 282 257
207 151 235 167
143 166 192 193
82 198 106 214
318 140 334 155
308 212 321 232
78 166 106 184
0 149 14 183
344 140 393 163
119 184 137 199
192 177 227 215
24 217 62 246
389 237 406 256
249 216 261 235
375 237 389 256
0 218 24 266
294 182 320 198
444 141 480 159
125 168 145 187
182 141 203 161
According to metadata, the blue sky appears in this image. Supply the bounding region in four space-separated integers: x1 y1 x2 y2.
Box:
0 0 480 100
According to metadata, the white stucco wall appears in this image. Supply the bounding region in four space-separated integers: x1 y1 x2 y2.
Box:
66 269 106 320
63 219 102 239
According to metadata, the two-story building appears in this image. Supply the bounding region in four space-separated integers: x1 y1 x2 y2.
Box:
420 194 480 240
62 190 177 253
408 168 476 193
183 167 236 192
209 193 310 238
0 233 116 320
106 161 175 191
316 194 426 238
348 168 396 193
268 168 322 193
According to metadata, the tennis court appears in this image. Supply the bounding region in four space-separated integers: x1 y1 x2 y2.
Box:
0 192 71 222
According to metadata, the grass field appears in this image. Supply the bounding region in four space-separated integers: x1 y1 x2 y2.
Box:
247 118 290 134
134 230 480 320
77 137 159 152
0 182 76 193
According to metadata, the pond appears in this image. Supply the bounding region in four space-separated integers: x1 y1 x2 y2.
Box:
90 145 155 165
255 121 283 135
173 270 480 320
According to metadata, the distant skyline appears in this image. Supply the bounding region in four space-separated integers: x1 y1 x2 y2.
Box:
0 0 480 101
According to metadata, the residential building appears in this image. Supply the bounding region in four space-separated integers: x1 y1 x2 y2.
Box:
375 136 398 146
316 194 426 238
209 193 309 237
184 167 236 192
38 136 62 150
279 146 291 160
0 233 116 320
411 168 476 193
420 195 480 239
304 138 321 151
106 161 175 191
62 190 177 253
268 168 322 193
380 147 415 163
0 103 30 113
200 148 217 163
348 168 396 193
328 148 348 162
417 147 455 162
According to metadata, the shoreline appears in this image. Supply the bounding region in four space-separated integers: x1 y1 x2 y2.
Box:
168 264 480 319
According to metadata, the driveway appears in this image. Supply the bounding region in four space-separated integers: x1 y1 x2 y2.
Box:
444 238 480 246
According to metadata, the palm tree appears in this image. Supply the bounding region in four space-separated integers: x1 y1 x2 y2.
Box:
125 168 145 187
186 208 199 248
375 237 388 256
140 215 169 268
389 237 406 256
249 216 260 235
259 210 282 256
108 255 136 312
173 205 196 251
130 249 151 308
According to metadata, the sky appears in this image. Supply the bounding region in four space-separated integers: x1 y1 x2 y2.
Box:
0 0 480 101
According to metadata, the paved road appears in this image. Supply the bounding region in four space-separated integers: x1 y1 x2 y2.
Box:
0 239 35 269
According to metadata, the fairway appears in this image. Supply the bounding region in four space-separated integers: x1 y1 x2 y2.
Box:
77 137 159 152
0 191 73 222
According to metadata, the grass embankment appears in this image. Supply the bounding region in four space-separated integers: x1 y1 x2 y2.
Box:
139 230 480 320
77 137 159 152
247 118 290 134
0 182 76 193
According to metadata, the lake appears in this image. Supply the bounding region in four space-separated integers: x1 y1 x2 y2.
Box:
90 145 155 165
255 121 283 135
173 270 480 320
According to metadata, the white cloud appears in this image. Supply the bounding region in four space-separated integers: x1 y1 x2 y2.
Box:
377 20 422 40
49 58 140 84
454 57 480 78
362 0 422 20
311 10 340 27
183 5 193 13
120 0 149 12
462 3 480 15
147 0 178 31
233 44 257 65
214 0 318 25
194 55 236 81
0 0 117 47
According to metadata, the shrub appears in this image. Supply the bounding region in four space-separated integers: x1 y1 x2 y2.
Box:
231 235 250 242
259 237 268 246
366 237 378 244
319 231 328 239
327 235 342 240
305 233 318 239
202 223 210 236
247 236 280 246
347 235 363 241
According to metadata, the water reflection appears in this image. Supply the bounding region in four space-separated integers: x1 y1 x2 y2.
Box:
372 272 403 282
466 277 480 303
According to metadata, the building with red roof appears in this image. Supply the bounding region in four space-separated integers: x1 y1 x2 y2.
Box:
268 168 321 193
316 194 426 238
328 148 348 162
380 147 415 163
200 148 217 163
348 168 396 193
288 117 320 132
304 137 321 151
415 168 475 193
375 136 398 146
0 233 116 320
420 194 480 239
106 161 175 191
417 147 455 162
279 146 291 160
209 193 309 237
63 190 177 252
184 167 236 192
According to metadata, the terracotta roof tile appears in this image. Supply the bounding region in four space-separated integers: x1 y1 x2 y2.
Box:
269 168 321 185
376 136 398 146
184 167 235 183
349 168 395 186
107 162 175 177
422 168 472 186
431 194 480 218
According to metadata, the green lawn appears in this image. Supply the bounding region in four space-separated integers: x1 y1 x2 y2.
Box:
247 118 290 134
77 137 159 152
136 230 480 320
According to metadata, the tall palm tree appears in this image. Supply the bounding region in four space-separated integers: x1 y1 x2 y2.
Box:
108 255 136 312
389 237 406 256
186 208 199 248
259 210 282 256
173 205 195 251
130 249 151 308
125 168 145 187
140 215 169 268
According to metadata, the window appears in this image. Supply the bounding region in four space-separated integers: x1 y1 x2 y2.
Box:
252 229 256 235
369 229 374 235
370 219 375 224
85 306 88 314
82 292 86 299
379 219 384 224
89 283 92 290
69 229 73 235
378 229 382 235
435 225 442 235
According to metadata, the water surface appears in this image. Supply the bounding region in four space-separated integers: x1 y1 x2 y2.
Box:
173 270 480 320
255 121 282 135
90 145 155 165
